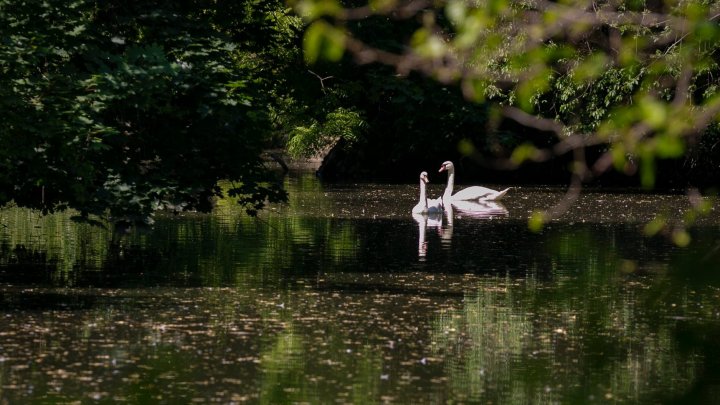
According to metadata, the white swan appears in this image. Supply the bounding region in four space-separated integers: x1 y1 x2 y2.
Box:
439 161 510 203
412 171 444 214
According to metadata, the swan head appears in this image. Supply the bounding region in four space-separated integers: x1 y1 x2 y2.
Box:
439 161 454 173
420 171 429 184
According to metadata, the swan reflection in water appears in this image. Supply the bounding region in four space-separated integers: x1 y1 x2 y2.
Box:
412 212 443 260
450 199 509 219
413 200 509 260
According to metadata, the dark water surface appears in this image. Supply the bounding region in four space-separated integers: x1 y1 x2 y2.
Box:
1 173 720 403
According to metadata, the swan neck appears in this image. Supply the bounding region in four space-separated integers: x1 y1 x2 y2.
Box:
443 170 454 200
420 179 428 207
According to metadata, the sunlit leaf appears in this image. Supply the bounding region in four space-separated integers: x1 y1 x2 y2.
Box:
573 53 608 83
685 2 708 20
528 210 546 232
619 259 638 274
683 208 698 224
294 0 342 19
568 20 591 38
697 198 714 215
543 9 559 25
611 144 626 172
516 69 550 112
461 76 488 102
639 97 667 129
446 0 467 26
369 0 397 12
68 24 85 36
619 37 646 67
654 134 684 158
303 21 346 64
639 151 656 189
643 215 666 236
510 143 540 166
458 139 475 156
411 29 446 59
672 229 691 247
694 20 719 41
487 0 509 16
454 13 486 49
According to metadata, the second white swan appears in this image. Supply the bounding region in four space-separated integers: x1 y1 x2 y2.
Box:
412 171 444 214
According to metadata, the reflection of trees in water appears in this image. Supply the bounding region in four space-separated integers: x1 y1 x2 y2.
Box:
428 227 716 403
0 173 360 287
0 207 112 285
432 287 532 402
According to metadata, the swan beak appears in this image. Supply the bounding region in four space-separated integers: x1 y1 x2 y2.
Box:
439 166 446 173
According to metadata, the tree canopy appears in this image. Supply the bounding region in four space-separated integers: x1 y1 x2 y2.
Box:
0 0 295 223
292 0 720 231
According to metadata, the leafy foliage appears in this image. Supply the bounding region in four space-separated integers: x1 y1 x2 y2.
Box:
293 0 720 234
293 0 720 180
287 107 366 158
0 0 291 222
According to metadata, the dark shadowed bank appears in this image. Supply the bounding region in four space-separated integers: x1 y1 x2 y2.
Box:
312 125 720 193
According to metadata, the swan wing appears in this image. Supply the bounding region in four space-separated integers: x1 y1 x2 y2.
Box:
452 186 511 201
451 186 498 201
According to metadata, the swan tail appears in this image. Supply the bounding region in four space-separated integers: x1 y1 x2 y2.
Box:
488 187 510 201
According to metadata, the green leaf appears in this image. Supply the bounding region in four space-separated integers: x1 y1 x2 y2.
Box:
610 144 626 172
411 29 446 59
671 229 691 247
462 76 488 102
454 13 486 49
458 139 476 156
369 0 397 12
68 24 86 36
294 0 342 19
510 143 540 166
516 70 550 112
303 21 345 64
639 149 655 189
639 97 666 129
573 53 608 82
446 0 467 26
528 211 546 232
654 134 684 158
643 215 666 236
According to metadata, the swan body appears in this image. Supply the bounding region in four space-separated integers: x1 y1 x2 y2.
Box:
450 200 509 218
412 171 444 214
439 161 510 203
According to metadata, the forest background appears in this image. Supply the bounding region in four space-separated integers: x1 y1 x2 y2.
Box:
1 0 719 226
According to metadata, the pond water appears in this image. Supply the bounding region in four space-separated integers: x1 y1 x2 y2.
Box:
1 172 720 403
